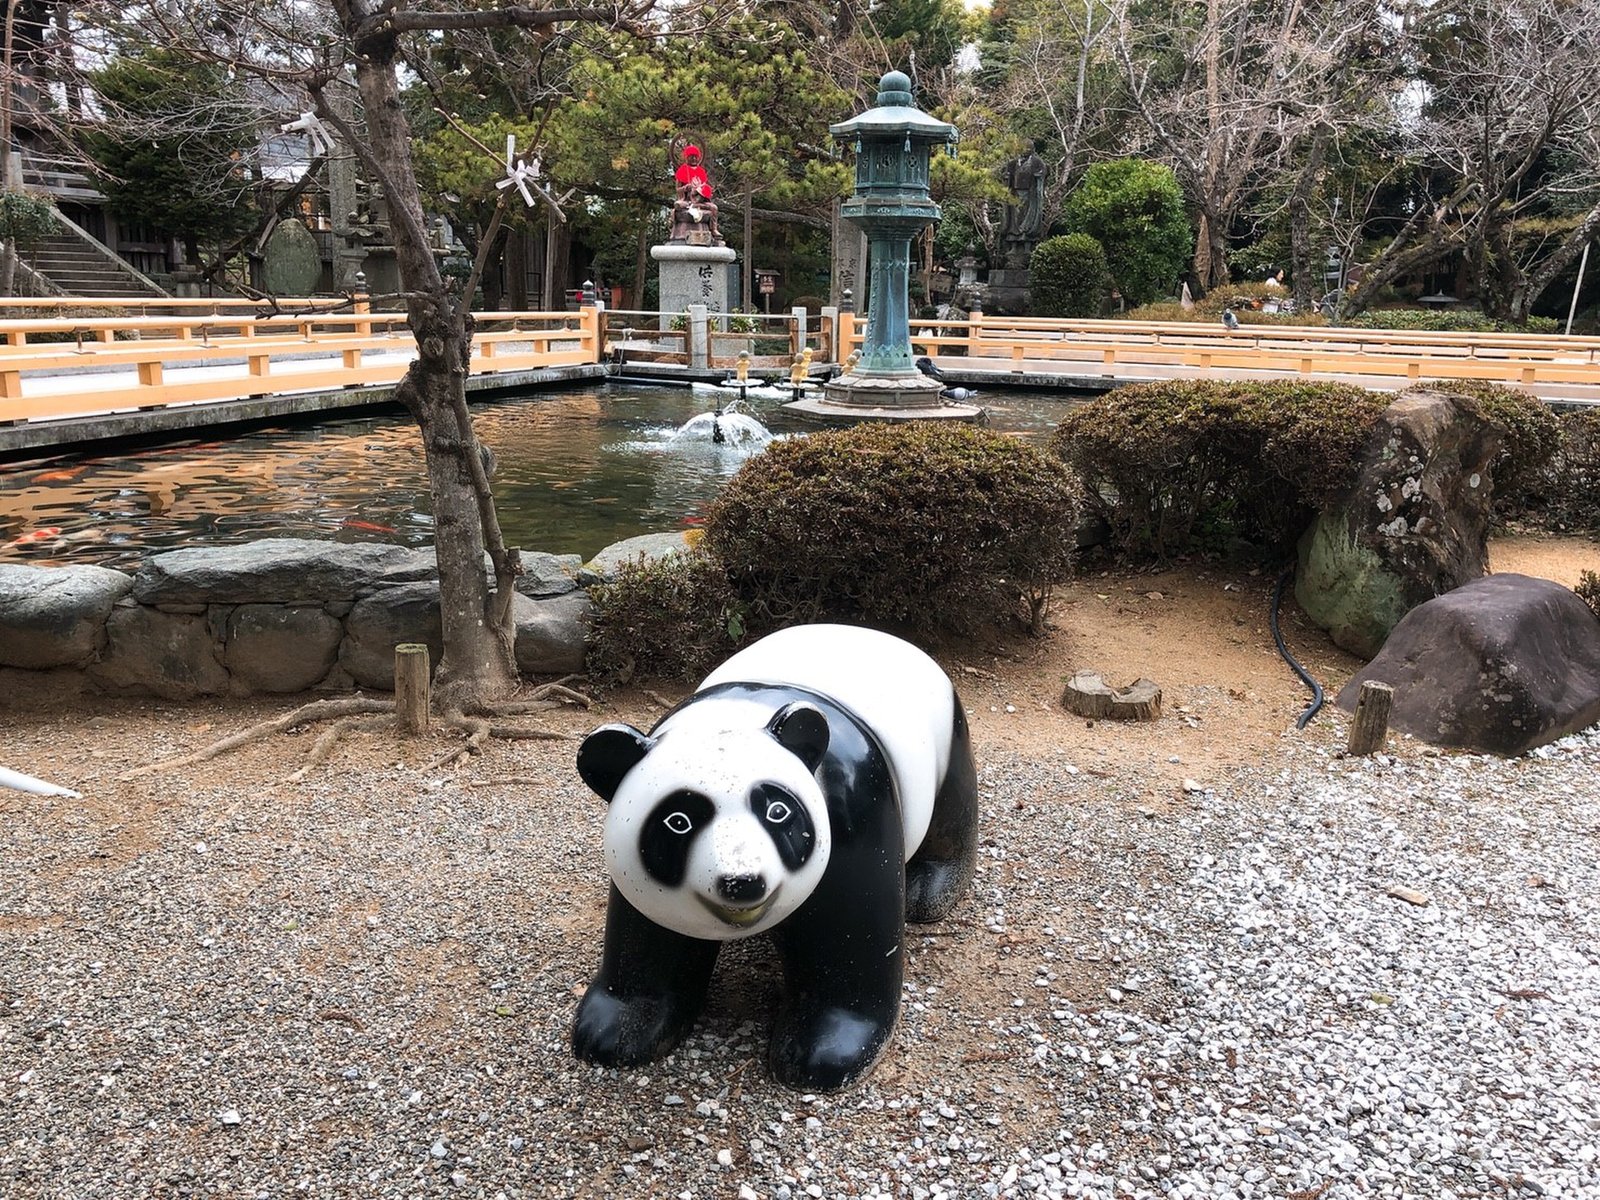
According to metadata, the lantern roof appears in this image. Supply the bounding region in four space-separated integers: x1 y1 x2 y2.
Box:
829 71 958 144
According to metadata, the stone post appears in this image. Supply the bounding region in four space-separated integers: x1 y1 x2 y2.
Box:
688 303 711 369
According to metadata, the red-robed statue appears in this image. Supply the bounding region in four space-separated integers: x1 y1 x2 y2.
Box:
670 144 723 245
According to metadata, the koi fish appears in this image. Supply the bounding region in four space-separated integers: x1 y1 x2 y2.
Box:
341 518 397 534
33 469 84 483
11 527 62 544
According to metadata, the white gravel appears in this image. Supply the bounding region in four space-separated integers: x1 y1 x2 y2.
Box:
2 706 1597 1199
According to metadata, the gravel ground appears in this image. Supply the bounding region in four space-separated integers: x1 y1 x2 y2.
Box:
2 702 1598 1200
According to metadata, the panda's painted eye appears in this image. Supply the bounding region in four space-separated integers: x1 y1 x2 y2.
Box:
640 791 715 887
749 783 814 871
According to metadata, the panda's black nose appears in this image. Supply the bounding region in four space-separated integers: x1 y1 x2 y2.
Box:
716 874 767 904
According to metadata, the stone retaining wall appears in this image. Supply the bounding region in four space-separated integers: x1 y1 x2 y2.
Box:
0 533 691 699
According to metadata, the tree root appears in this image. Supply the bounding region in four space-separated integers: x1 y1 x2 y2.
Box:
120 680 594 782
119 698 393 780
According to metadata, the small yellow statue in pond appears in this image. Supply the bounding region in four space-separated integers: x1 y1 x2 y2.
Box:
789 347 813 388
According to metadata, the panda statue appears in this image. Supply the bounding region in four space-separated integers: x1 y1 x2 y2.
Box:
572 623 979 1091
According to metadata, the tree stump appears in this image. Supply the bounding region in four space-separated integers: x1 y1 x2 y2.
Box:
1346 680 1393 756
395 643 432 734
1062 672 1162 721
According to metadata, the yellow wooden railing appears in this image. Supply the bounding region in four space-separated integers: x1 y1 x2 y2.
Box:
836 311 1600 393
0 306 602 424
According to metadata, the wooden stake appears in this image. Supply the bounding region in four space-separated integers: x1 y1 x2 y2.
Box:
394 643 432 734
1346 680 1393 756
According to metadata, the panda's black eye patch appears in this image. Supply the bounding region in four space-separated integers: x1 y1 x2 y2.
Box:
640 791 714 887
750 783 813 871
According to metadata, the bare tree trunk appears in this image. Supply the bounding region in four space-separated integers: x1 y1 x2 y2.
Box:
506 226 528 309
634 221 648 309
1511 201 1600 323
544 217 571 310
346 36 518 710
1289 129 1328 311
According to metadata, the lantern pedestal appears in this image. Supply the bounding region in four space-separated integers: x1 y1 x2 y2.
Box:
787 374 983 423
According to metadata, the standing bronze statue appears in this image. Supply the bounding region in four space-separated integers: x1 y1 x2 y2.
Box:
1000 140 1047 265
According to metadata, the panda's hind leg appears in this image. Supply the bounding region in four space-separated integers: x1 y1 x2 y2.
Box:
905 696 979 924
572 886 721 1068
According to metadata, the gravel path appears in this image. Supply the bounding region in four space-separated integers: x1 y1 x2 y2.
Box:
2 707 1597 1199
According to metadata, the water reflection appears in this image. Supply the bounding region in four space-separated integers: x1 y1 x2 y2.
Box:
0 381 1082 570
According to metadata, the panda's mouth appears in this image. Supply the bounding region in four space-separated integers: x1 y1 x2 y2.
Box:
697 884 782 929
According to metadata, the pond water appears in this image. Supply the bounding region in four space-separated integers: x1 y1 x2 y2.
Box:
0 382 1091 570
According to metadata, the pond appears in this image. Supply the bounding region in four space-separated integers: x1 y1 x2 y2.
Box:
0 382 1091 571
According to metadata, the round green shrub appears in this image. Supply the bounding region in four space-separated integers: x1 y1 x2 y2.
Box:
1061 159 1192 306
1049 380 1388 559
703 422 1080 637
1029 234 1109 319
585 547 747 685
0 191 56 251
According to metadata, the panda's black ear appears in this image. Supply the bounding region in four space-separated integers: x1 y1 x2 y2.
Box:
577 723 656 802
767 702 829 773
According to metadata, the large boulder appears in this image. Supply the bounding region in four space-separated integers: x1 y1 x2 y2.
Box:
1298 390 1501 658
89 607 231 698
340 582 444 690
223 604 344 693
582 531 696 584
1336 573 1600 755
514 590 592 675
0 563 133 668
513 552 583 599
134 538 436 606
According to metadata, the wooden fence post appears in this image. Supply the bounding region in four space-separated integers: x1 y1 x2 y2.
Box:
394 643 431 734
1346 681 1394 756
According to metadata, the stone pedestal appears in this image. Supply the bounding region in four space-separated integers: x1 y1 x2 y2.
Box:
652 242 738 317
984 267 1032 316
787 371 982 424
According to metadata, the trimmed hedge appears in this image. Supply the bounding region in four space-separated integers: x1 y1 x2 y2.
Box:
1503 406 1600 533
585 549 747 685
1346 309 1561 334
703 422 1080 638
1049 380 1389 559
1030 234 1109 319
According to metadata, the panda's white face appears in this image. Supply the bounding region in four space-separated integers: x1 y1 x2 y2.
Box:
592 716 833 942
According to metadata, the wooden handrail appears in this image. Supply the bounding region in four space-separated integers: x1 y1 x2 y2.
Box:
0 309 600 424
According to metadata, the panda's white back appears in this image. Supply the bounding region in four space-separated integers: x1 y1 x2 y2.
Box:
696 624 954 857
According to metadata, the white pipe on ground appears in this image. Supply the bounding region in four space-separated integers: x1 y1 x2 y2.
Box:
0 766 82 798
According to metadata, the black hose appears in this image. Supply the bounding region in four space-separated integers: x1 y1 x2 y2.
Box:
1271 567 1324 729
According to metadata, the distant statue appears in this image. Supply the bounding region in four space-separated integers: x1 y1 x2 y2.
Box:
670 144 723 245
1000 141 1047 245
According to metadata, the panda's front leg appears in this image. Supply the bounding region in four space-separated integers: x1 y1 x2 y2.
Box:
767 836 906 1092
572 885 721 1068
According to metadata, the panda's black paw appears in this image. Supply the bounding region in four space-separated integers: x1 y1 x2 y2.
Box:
905 859 970 923
769 1006 894 1092
572 988 690 1067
